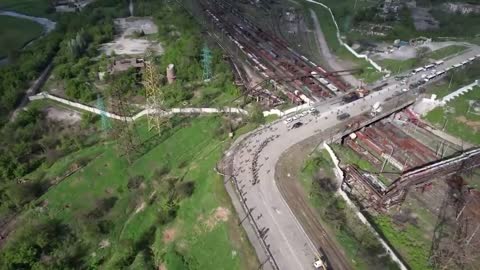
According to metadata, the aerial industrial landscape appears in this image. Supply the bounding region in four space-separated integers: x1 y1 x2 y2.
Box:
0 0 479 269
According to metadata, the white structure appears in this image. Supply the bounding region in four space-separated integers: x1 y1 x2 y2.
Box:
305 0 383 72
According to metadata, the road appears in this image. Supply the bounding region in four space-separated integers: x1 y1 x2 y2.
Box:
225 84 416 269
371 44 480 91
223 46 480 269
309 9 361 87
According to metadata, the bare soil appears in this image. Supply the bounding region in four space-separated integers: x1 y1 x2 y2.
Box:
100 17 164 56
162 228 177 243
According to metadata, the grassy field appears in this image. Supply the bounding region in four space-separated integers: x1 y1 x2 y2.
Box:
428 45 468 60
304 3 383 83
19 116 258 269
379 58 418 74
379 45 468 74
372 215 432 270
0 15 44 58
0 0 51 17
325 143 434 269
424 86 480 145
300 150 400 270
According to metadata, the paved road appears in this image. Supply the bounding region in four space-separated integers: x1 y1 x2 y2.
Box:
224 48 480 269
371 45 480 91
226 84 417 269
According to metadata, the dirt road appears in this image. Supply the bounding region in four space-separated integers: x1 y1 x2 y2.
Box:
309 9 361 87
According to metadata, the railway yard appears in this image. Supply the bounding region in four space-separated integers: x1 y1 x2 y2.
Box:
2 0 480 269
198 0 351 105
194 0 480 269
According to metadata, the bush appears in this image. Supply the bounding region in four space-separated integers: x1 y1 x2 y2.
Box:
249 105 265 124
127 175 145 190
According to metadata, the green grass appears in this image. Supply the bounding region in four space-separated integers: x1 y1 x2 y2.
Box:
424 86 480 145
25 116 258 269
380 58 418 74
0 0 51 17
379 45 469 74
373 216 431 270
302 2 383 83
428 45 468 60
0 15 44 58
301 150 399 270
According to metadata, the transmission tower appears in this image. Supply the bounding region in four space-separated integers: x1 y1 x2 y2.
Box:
96 95 111 132
110 88 140 164
201 44 213 82
143 58 163 133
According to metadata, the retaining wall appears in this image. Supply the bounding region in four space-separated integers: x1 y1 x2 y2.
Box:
305 0 383 72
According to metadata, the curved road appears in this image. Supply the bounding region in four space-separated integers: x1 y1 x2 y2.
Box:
222 44 480 269
225 83 417 269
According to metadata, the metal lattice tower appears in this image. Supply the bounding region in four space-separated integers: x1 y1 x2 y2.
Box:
110 88 140 164
201 44 212 81
143 59 163 133
96 95 111 132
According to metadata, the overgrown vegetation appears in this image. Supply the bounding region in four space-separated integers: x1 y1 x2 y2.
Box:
0 1 258 268
0 104 100 217
0 116 258 269
423 62 480 145
302 150 400 270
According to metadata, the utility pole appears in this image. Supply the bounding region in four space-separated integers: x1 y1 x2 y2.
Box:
96 95 111 133
144 55 164 133
201 44 213 82
110 88 140 164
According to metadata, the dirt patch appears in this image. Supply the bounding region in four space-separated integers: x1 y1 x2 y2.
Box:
134 201 146 214
100 17 164 56
456 115 480 131
99 239 110 249
201 207 230 231
44 106 81 124
163 228 177 243
158 263 167 270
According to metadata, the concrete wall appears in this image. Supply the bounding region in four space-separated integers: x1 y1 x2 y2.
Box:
322 142 408 270
305 0 383 72
413 80 479 116
442 79 479 103
29 92 248 121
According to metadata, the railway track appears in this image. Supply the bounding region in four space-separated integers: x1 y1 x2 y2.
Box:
199 0 349 101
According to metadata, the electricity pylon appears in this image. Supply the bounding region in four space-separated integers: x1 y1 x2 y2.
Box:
143 58 163 133
201 44 212 82
96 95 111 132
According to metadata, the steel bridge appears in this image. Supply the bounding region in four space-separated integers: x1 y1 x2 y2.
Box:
382 147 480 207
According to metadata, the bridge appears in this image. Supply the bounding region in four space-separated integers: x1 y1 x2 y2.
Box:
343 147 480 210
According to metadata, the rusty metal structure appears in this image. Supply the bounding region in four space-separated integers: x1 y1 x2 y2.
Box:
198 0 349 103
382 147 480 207
342 147 480 210
143 59 163 133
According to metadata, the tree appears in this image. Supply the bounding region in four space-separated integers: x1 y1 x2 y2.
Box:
250 105 265 124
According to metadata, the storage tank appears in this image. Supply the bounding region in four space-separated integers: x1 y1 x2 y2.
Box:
166 64 176 84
